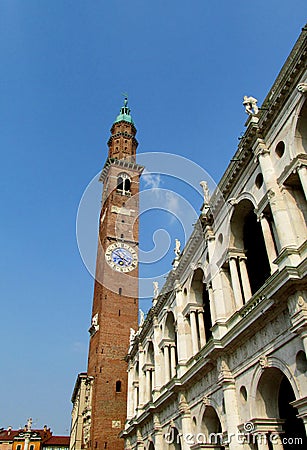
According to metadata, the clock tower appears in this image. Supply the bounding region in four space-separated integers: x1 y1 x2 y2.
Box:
86 99 143 450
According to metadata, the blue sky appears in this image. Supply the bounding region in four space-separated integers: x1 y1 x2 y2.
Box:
0 0 305 435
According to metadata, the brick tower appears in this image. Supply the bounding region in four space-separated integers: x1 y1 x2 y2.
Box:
86 99 143 450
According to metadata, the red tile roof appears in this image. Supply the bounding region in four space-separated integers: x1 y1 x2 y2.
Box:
0 431 69 447
43 437 70 447
0 431 19 441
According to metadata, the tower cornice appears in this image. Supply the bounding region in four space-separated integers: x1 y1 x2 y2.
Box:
99 157 144 183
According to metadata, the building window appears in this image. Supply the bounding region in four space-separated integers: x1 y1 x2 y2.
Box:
116 380 122 392
117 172 131 195
275 141 285 158
17 445 21 450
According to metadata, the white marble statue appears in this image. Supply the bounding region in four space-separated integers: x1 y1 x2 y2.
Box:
139 309 145 327
129 328 136 346
243 95 259 115
200 180 210 204
27 418 32 432
153 281 159 298
174 239 181 258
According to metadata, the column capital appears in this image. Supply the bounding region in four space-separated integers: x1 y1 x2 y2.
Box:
227 248 246 260
291 396 307 420
253 138 270 159
142 363 154 372
217 357 234 385
257 211 270 222
159 338 173 350
204 225 215 242
238 255 247 262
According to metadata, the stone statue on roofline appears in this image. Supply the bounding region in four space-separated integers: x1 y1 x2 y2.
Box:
174 239 181 258
243 95 259 115
200 180 210 205
129 328 136 346
139 309 145 327
153 281 159 298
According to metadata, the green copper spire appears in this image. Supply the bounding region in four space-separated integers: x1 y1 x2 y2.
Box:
114 97 134 124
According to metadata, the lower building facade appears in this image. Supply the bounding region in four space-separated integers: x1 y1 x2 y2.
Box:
122 25 307 450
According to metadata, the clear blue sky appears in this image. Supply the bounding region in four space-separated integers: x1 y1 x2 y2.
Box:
0 0 305 435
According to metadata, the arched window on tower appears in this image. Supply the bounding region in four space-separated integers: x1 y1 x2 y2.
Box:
115 380 122 392
117 172 131 195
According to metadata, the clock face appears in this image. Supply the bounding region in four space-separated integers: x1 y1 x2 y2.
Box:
105 242 138 272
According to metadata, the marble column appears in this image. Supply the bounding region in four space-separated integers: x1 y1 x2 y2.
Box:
254 141 296 249
239 256 252 302
176 312 190 365
256 438 270 450
271 434 284 450
133 382 139 415
190 311 199 354
297 165 307 200
229 257 243 310
153 317 162 392
222 381 242 450
181 412 192 450
138 346 145 408
164 345 170 384
170 345 177 378
205 225 228 320
198 311 206 347
145 369 151 403
259 213 278 273
127 365 134 419
207 284 216 324
153 414 164 449
178 393 192 450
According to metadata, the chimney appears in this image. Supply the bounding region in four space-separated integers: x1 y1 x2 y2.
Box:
7 427 12 435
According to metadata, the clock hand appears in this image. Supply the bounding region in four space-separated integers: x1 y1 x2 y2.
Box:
113 250 132 265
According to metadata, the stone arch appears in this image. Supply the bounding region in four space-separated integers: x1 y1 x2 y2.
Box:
229 198 271 295
250 357 300 417
146 341 155 365
190 268 212 343
165 424 182 450
199 405 223 446
198 397 225 433
250 361 306 446
148 441 155 450
234 192 258 209
190 268 205 305
145 341 155 401
295 97 307 154
162 311 178 381
163 311 176 340
229 198 256 249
